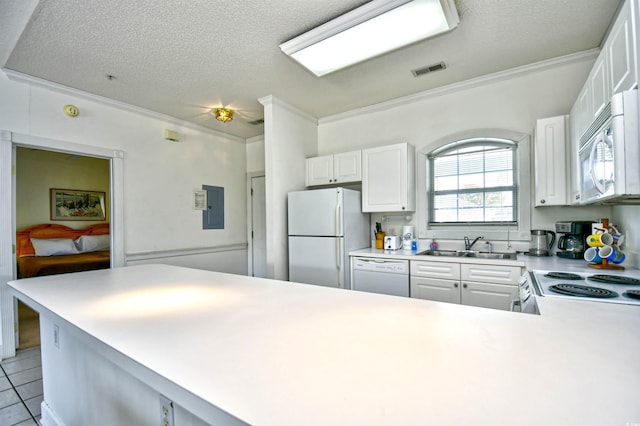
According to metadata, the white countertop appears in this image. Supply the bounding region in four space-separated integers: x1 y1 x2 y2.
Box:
350 247 526 267
350 247 639 273
8 264 640 425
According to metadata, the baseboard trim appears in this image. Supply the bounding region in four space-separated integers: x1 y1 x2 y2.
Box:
41 400 66 426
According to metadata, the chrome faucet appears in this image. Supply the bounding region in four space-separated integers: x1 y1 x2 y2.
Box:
485 240 493 253
464 236 484 251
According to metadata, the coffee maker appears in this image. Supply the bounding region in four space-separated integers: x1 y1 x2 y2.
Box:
556 221 594 259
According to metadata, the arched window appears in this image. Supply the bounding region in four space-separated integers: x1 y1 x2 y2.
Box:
428 138 517 224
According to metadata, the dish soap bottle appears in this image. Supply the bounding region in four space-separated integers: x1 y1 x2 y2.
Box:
430 240 438 250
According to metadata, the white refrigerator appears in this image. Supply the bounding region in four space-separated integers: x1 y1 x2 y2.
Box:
288 187 370 289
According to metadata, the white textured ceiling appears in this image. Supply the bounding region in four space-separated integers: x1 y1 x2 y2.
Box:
1 0 622 138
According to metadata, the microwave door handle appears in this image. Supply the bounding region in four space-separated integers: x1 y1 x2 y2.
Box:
589 135 606 194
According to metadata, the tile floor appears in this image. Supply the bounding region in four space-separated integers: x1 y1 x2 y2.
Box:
0 347 43 425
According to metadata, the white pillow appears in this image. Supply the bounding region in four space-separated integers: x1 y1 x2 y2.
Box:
30 238 79 257
75 235 110 253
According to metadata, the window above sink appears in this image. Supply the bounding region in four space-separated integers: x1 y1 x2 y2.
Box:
415 129 532 242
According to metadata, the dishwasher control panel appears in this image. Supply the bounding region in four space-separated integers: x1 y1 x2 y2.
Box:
353 258 409 273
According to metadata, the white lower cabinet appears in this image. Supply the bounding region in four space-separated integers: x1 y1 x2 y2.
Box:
411 260 522 311
460 281 519 311
411 276 461 304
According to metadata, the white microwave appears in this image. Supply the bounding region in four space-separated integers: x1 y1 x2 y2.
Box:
578 89 640 204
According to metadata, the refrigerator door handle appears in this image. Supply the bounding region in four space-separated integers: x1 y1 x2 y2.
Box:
335 203 342 270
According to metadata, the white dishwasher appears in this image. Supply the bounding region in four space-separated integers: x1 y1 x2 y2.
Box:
352 257 409 297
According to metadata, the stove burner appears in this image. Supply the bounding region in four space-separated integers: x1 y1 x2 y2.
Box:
545 272 583 280
588 275 640 285
548 284 619 298
624 290 640 300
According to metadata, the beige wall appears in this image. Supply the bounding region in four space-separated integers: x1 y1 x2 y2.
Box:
16 147 110 229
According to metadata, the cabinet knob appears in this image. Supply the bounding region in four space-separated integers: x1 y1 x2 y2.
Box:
540 199 546 204
463 283 468 289
329 179 333 183
454 283 459 288
402 206 405 210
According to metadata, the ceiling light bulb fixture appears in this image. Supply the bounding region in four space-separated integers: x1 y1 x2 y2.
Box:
279 0 459 77
213 107 234 123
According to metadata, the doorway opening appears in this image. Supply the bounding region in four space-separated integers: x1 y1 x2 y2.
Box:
14 147 112 350
0 131 125 360
248 174 266 278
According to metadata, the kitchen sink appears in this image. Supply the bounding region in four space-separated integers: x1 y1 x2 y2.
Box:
417 250 462 257
417 250 517 260
469 252 517 260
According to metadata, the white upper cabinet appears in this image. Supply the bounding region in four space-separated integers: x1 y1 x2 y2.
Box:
333 151 362 183
568 102 583 205
306 155 333 186
362 142 415 212
570 0 638 145
567 0 638 205
589 53 610 119
571 83 591 143
533 115 569 206
306 150 361 186
606 0 637 94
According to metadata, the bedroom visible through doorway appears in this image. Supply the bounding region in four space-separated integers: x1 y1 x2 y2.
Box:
15 147 111 350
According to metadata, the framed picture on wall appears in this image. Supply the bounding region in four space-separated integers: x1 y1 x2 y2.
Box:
50 188 106 221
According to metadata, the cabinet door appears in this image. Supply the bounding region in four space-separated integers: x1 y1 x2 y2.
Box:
411 276 461 304
533 116 568 206
334 150 361 183
607 0 637 94
411 261 460 280
568 102 583 204
461 281 519 311
590 53 610 119
306 155 334 186
362 143 414 212
572 84 591 144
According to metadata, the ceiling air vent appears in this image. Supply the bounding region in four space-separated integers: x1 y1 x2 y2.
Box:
411 61 446 77
248 118 264 126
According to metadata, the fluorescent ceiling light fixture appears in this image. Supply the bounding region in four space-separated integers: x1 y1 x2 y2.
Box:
279 0 459 77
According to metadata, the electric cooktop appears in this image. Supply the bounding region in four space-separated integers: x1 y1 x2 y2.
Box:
532 270 640 306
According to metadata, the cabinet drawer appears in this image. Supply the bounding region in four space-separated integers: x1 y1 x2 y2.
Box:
410 261 460 280
460 264 521 285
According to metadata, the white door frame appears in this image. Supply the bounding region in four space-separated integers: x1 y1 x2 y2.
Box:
246 172 265 277
0 131 124 359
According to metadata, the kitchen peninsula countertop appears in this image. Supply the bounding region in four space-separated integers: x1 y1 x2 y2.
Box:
9 265 640 425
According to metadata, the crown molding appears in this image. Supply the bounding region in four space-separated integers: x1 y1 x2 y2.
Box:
319 49 600 125
2 69 247 144
246 135 265 144
258 95 318 126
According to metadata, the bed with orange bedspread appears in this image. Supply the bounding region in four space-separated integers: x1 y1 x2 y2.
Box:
16 224 111 279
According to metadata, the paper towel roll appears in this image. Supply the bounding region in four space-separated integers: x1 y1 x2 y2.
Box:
402 226 414 249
